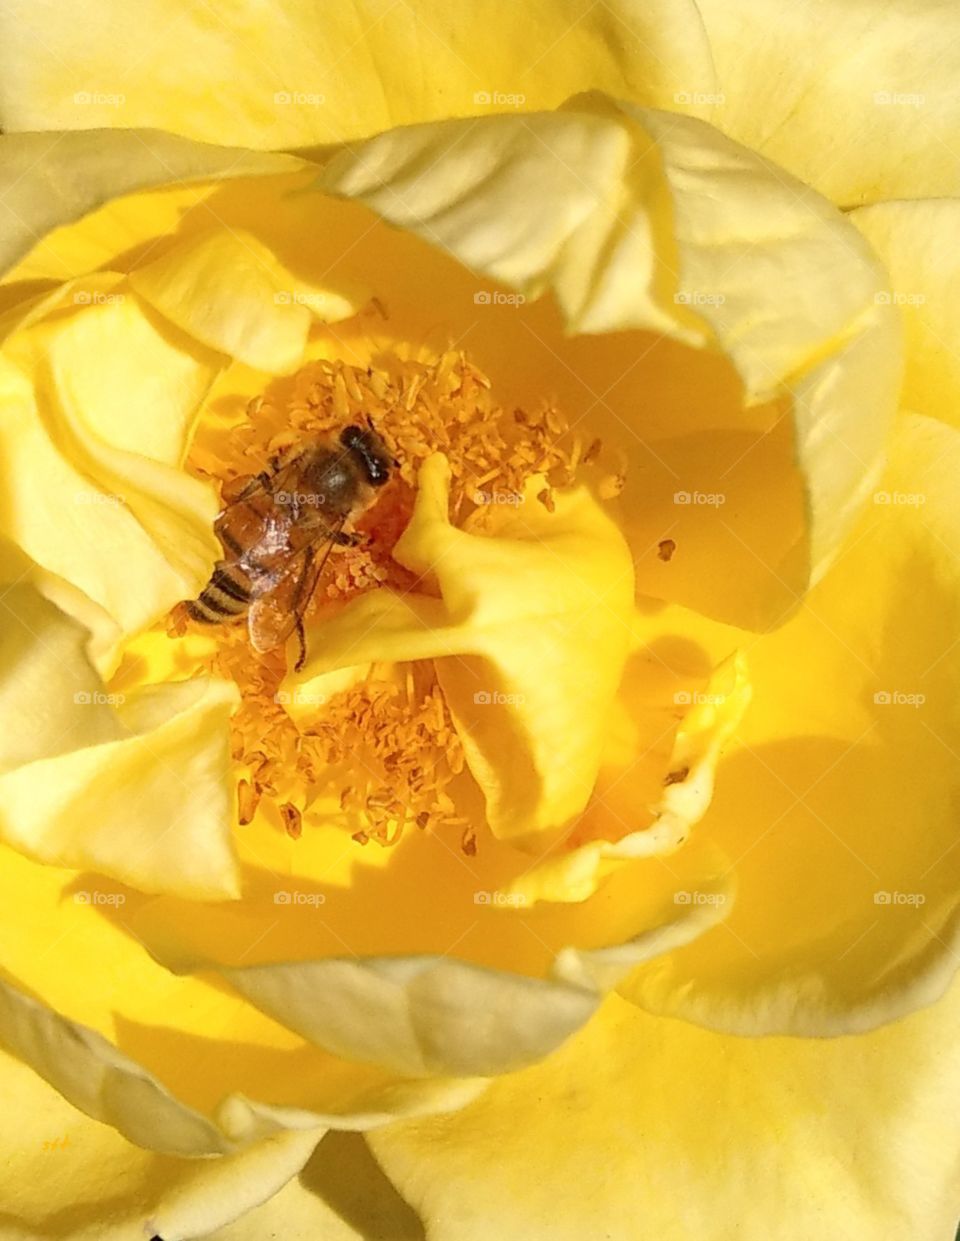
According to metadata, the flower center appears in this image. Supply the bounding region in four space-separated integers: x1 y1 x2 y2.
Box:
170 350 615 850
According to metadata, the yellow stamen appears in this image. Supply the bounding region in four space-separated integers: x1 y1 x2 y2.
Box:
175 350 601 847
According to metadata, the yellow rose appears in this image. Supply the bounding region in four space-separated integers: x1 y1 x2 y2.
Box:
0 2 959 1239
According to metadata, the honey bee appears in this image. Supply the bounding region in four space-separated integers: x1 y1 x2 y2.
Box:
186 424 395 668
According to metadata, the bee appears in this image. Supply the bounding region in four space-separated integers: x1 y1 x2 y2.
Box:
186 424 395 669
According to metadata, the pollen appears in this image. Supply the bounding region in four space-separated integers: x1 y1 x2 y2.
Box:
221 637 468 849
177 349 608 848
190 349 589 600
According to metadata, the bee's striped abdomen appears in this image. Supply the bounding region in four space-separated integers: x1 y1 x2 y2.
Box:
186 563 253 624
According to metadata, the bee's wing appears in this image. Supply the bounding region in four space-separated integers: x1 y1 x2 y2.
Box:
223 445 311 507
247 517 346 654
215 449 316 574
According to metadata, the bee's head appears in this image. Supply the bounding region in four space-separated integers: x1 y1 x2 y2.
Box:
340 424 394 487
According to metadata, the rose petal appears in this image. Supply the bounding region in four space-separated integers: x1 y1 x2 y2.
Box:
371 982 960 1240
131 883 732 1080
0 836 488 1155
128 228 367 374
0 128 299 278
0 0 716 145
0 1041 328 1241
851 198 960 429
696 0 960 205
622 414 960 1034
507 652 750 905
0 585 241 899
316 99 900 623
0 287 222 646
291 452 634 846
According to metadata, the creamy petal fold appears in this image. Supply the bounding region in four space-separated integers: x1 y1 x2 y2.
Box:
508 652 750 905
622 414 960 1034
316 100 900 620
0 0 716 146
0 128 300 278
371 984 960 1241
0 1042 333 1241
128 859 735 1082
0 286 223 645
0 585 241 899
294 452 634 846
696 0 960 205
0 974 231 1158
128 228 367 374
851 198 960 430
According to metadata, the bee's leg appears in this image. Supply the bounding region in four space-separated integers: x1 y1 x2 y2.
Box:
230 470 273 503
294 616 308 672
333 530 364 547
